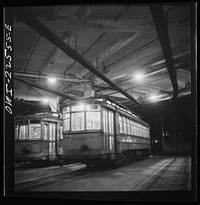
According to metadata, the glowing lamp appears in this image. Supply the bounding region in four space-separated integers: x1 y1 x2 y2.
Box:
42 98 49 104
149 95 158 101
134 73 145 81
47 77 57 84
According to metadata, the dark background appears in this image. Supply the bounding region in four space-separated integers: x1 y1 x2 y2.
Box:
136 95 193 154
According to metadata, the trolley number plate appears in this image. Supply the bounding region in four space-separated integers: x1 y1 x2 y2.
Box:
66 136 86 141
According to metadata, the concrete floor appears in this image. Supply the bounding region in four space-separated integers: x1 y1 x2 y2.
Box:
15 156 191 192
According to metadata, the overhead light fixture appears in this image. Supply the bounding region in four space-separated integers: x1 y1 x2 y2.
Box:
47 62 57 84
42 98 49 104
134 72 145 81
47 77 57 84
149 94 158 102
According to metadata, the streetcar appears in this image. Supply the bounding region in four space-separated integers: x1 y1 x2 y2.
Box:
60 98 151 167
15 111 63 166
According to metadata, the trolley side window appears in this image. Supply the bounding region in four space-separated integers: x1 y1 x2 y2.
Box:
19 124 28 139
127 118 131 135
119 115 123 133
145 126 150 138
63 107 70 131
63 113 70 131
49 123 56 140
130 120 134 136
44 123 48 140
108 111 114 134
123 117 127 134
103 110 108 133
134 122 138 136
15 124 19 139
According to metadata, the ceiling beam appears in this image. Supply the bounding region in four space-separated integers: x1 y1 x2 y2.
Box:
149 5 179 101
79 32 140 78
14 71 91 83
40 31 69 71
14 8 141 106
14 77 76 101
14 18 188 33
14 99 51 111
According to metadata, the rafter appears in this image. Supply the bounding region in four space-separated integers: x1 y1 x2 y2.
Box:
14 17 188 33
14 7 141 106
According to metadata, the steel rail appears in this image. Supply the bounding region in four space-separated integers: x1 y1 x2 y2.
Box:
128 158 174 191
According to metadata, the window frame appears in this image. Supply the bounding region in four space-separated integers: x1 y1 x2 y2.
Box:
29 123 41 139
86 111 101 130
71 112 85 131
18 120 29 140
123 116 127 134
63 103 102 132
117 112 150 139
119 115 123 133
15 123 19 140
103 109 108 133
43 122 48 140
108 111 114 134
49 122 56 141
63 107 70 131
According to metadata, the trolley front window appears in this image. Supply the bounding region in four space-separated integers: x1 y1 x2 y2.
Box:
67 104 101 131
86 111 100 130
63 113 70 131
71 112 84 131
29 124 41 139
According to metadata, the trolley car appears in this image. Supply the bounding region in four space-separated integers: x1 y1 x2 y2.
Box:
15 111 63 166
60 98 151 167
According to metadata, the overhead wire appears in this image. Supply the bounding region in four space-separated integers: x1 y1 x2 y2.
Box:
64 32 106 74
80 6 132 94
105 74 169 97
24 8 55 73
24 35 41 72
30 86 60 113
102 37 159 72
64 6 131 75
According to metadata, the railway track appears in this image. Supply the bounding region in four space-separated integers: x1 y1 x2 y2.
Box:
128 156 191 191
128 157 175 191
15 156 191 192
15 163 113 191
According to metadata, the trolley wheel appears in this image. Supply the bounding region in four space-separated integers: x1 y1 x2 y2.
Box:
57 156 64 167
